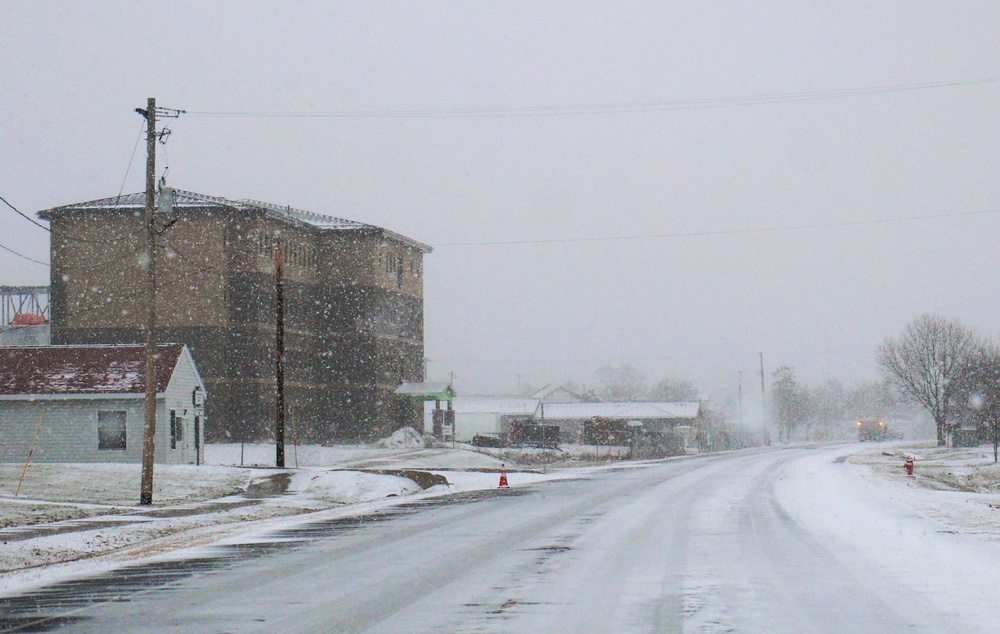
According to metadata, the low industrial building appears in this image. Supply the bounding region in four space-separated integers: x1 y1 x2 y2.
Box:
422 396 702 452
1 286 50 346
0 344 206 464
539 401 703 446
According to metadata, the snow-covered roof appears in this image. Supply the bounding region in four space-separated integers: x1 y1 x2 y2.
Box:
0 344 185 395
530 384 583 402
395 382 454 400
37 189 432 253
540 401 701 420
423 397 541 416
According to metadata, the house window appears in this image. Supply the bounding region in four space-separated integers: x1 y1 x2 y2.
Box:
98 411 127 451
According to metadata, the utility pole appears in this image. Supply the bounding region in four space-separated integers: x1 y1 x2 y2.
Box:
139 98 158 506
275 239 285 468
759 351 769 446
135 98 184 505
738 371 744 426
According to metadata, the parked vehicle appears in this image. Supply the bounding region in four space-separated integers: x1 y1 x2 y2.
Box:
509 420 560 449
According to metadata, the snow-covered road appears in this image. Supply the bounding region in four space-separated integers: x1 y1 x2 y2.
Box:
5 444 1000 633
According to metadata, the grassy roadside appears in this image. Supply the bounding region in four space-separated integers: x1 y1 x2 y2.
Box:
851 442 1000 493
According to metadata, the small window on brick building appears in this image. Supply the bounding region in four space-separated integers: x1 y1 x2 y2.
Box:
98 411 127 451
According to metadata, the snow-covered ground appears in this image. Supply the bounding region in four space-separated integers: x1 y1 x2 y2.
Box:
845 442 1000 542
9 438 1000 626
0 440 577 596
776 442 1000 629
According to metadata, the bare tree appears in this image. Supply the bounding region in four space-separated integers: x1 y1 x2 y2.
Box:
648 377 699 402
964 340 1000 462
771 366 809 443
844 380 902 421
593 364 648 401
808 379 846 440
876 314 980 446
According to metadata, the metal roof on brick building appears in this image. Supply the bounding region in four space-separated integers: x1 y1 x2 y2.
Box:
37 189 432 253
0 344 184 395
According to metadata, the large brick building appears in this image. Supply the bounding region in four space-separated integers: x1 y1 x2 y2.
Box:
38 190 430 443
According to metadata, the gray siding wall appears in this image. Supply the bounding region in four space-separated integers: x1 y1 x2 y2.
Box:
0 398 147 463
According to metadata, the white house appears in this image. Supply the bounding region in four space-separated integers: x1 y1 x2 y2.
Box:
0 344 206 464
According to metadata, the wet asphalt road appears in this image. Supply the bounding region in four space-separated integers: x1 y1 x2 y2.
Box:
0 446 985 633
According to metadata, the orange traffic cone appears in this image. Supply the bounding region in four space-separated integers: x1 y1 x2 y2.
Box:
498 463 509 488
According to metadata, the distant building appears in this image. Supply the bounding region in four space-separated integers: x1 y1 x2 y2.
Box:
539 401 703 446
1 285 49 326
421 396 703 450
38 190 431 443
530 384 584 403
423 397 541 441
0 285 50 346
0 344 205 464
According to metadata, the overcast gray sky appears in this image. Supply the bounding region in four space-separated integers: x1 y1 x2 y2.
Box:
3 1 999 407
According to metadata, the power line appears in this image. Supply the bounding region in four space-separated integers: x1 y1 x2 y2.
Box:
117 120 146 200
0 241 48 266
0 193 142 246
1 121 145 235
1 122 151 247
435 207 1000 247
427 349 873 365
0 194 49 232
184 75 1000 119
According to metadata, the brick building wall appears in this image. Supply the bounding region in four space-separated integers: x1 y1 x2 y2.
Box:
41 191 429 443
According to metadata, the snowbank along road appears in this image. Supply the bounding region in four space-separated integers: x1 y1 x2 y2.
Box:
3 444 1000 633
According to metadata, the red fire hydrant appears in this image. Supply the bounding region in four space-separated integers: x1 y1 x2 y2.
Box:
904 457 914 477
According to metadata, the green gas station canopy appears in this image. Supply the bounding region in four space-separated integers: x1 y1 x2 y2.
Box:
395 382 456 401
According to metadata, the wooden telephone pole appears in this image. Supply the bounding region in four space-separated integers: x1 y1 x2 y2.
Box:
139 97 158 506
275 240 285 468
135 98 183 505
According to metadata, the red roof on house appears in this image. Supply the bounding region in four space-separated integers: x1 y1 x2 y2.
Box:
0 344 184 395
